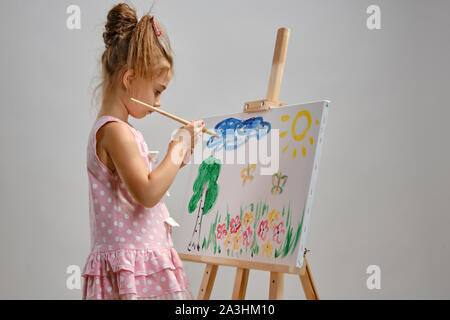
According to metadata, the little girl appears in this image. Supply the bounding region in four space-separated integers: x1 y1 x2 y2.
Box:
81 3 204 300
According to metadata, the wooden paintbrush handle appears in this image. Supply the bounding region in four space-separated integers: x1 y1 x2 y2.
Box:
130 97 219 138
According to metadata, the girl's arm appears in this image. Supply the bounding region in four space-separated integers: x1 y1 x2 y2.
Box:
100 121 203 208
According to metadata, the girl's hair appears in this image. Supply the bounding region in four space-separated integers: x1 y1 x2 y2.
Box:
92 2 174 108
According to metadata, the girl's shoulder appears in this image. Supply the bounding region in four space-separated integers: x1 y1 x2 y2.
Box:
93 115 136 135
95 116 149 154
88 116 143 172
92 116 142 146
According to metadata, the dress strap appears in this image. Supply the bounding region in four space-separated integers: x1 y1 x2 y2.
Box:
94 116 137 135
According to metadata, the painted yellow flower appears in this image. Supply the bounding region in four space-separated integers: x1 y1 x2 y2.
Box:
262 240 273 258
268 209 279 229
224 233 232 249
232 231 242 251
242 212 254 228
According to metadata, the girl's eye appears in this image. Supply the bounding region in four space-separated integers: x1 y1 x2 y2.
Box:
155 91 161 96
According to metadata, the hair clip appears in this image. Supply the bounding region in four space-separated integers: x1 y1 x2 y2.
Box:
151 16 162 37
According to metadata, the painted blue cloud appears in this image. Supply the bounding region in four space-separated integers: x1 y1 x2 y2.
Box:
206 117 271 151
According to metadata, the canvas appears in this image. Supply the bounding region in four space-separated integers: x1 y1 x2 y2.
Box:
174 101 329 268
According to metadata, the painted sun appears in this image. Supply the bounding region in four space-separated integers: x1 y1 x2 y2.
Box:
280 110 319 159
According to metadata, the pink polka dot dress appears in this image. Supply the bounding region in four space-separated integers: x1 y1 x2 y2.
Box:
81 116 194 300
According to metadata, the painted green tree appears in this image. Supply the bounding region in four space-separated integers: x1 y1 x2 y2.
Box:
187 155 222 252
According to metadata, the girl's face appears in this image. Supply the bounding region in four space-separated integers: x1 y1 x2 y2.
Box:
124 67 172 119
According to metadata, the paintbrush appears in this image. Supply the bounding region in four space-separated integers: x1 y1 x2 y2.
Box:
130 97 219 138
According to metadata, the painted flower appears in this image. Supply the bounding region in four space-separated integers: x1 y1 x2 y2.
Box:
268 209 279 230
272 222 286 245
230 215 241 234
262 240 273 258
258 220 269 241
242 212 254 228
216 223 228 240
224 233 232 249
232 231 242 250
243 226 253 247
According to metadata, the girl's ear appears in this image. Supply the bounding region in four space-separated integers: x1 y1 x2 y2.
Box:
122 69 135 90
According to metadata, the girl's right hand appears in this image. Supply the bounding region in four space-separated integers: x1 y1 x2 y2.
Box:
174 119 205 152
169 120 204 168
169 119 205 167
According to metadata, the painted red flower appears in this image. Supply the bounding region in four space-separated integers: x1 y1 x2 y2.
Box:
272 222 286 244
216 223 228 240
230 216 241 234
258 220 269 240
243 226 253 247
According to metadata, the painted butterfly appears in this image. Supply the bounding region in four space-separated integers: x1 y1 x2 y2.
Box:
271 171 288 194
241 164 256 186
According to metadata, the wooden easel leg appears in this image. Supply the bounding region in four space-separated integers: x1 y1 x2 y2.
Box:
197 263 218 300
232 268 250 300
269 272 285 300
299 257 319 300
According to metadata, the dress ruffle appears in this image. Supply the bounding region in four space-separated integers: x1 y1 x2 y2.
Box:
81 247 194 300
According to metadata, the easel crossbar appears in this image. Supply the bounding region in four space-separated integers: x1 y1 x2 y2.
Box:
179 253 306 275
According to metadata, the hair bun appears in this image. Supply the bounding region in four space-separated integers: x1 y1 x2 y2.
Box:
103 3 138 49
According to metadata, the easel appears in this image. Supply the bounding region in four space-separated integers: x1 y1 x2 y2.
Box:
179 27 319 300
